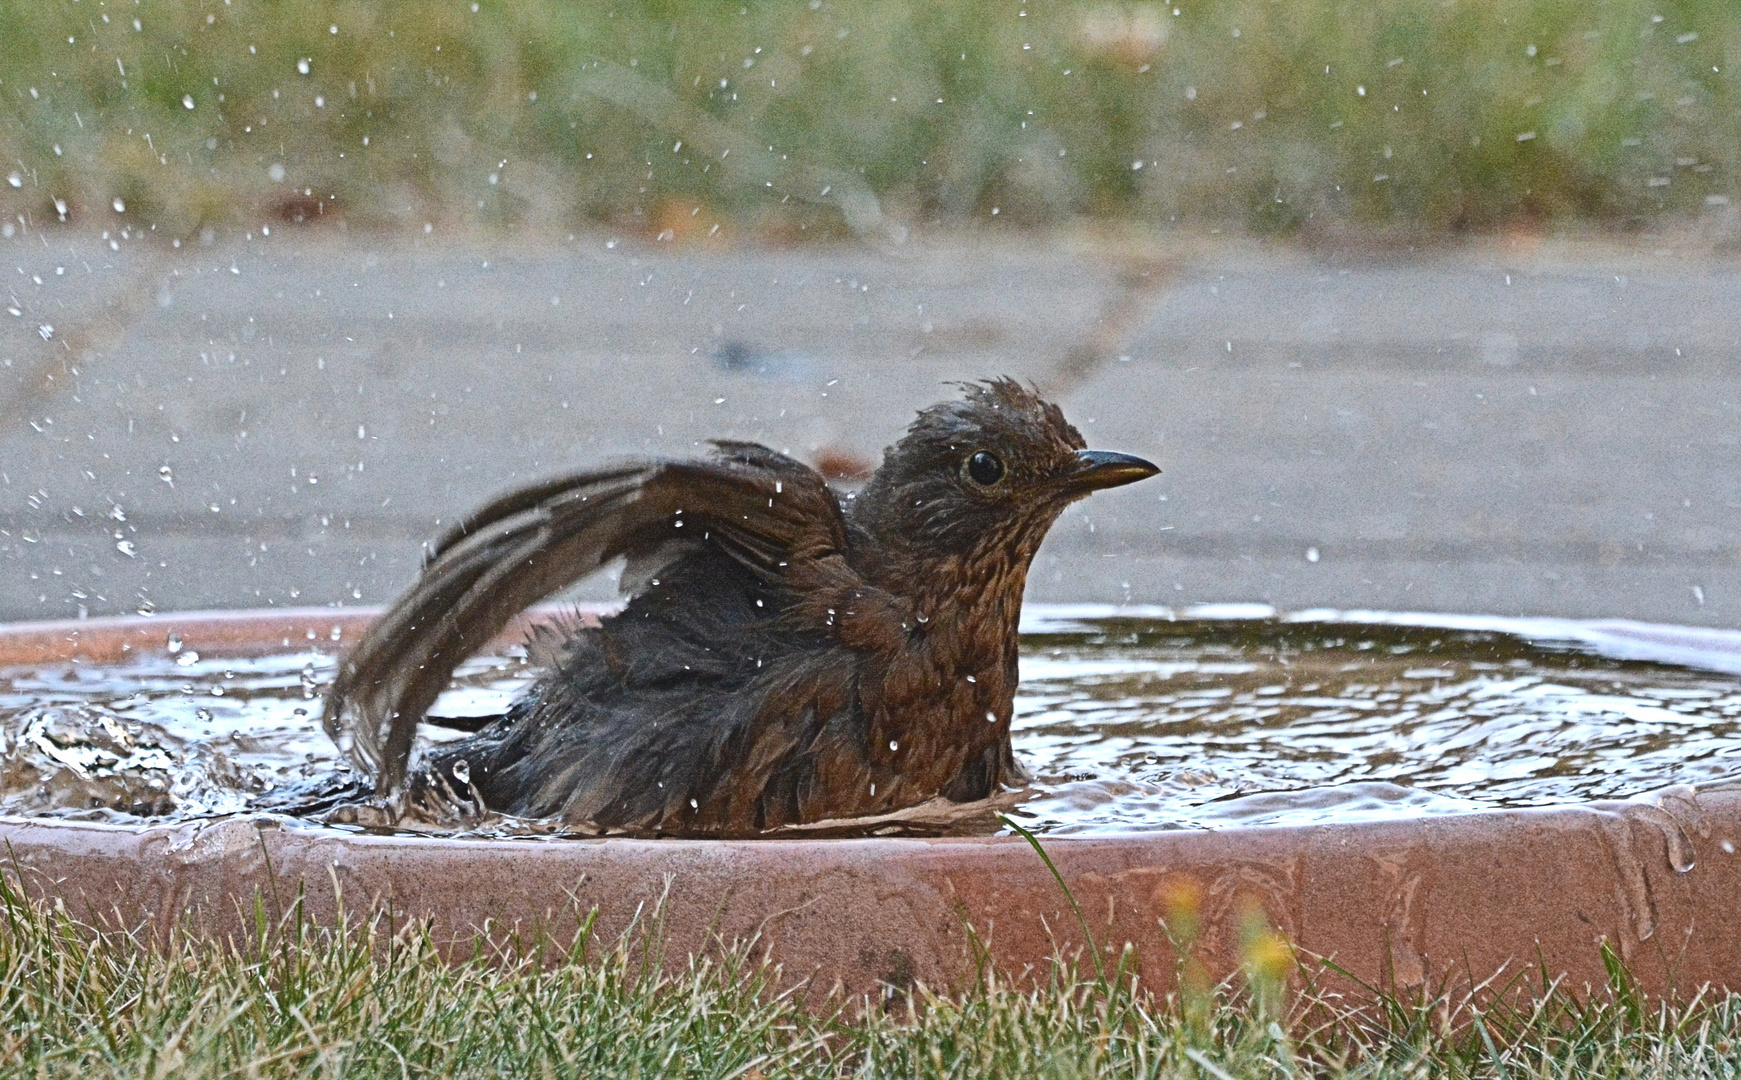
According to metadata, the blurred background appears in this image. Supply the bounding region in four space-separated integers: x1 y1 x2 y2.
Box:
2 0 1738 626
6 0 1740 235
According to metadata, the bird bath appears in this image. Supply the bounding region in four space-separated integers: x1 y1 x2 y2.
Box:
3 605 1740 999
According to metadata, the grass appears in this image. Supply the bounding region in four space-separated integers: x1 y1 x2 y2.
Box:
0 0 1737 241
4 867 1741 1079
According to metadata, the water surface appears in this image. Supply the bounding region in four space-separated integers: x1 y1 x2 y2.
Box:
3 608 1738 834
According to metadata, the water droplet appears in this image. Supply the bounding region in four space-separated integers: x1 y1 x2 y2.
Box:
112 197 125 213
1628 786 1708 873
175 650 199 666
182 95 195 110
1306 547 1320 563
195 708 213 722
889 740 899 752
5 173 19 188
297 58 311 75
451 758 471 785
158 465 174 487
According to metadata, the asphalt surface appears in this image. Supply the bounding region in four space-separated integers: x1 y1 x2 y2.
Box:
3 226 1738 628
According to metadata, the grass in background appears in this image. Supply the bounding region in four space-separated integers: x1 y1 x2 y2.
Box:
0 0 1736 242
4 872 1741 1079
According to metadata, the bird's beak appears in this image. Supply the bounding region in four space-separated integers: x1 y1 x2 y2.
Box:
1062 449 1161 494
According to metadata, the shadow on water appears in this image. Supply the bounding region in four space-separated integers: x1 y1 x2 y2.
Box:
2 611 1739 836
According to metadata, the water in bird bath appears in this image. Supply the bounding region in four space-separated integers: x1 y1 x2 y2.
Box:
1011 607 1741 832
2 607 1738 834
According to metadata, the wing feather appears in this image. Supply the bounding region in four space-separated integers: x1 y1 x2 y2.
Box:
323 448 846 792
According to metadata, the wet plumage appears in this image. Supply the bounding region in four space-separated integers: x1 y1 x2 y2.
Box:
322 379 1157 835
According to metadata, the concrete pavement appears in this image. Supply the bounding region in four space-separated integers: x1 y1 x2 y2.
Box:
2 226 1737 627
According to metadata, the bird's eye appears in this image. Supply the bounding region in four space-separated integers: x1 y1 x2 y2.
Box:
964 451 1005 486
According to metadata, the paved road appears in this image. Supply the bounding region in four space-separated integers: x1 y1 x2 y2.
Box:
2 227 1738 628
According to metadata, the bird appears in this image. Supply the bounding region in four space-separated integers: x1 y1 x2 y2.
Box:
321 379 1158 836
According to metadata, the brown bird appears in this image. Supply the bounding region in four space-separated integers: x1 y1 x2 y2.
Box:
322 379 1157 835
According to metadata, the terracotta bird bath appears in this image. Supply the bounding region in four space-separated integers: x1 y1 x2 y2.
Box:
2 608 1738 1000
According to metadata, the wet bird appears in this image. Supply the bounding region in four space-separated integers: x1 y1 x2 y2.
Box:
322 379 1158 836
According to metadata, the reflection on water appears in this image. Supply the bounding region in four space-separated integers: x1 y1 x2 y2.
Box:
1012 614 1741 832
2 611 1739 834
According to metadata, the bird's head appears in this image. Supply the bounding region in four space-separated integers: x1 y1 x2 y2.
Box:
849 379 1158 568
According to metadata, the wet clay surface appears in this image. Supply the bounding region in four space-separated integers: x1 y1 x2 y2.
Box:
2 788 1738 1001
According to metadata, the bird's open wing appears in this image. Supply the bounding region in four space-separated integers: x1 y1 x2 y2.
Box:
322 445 847 792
